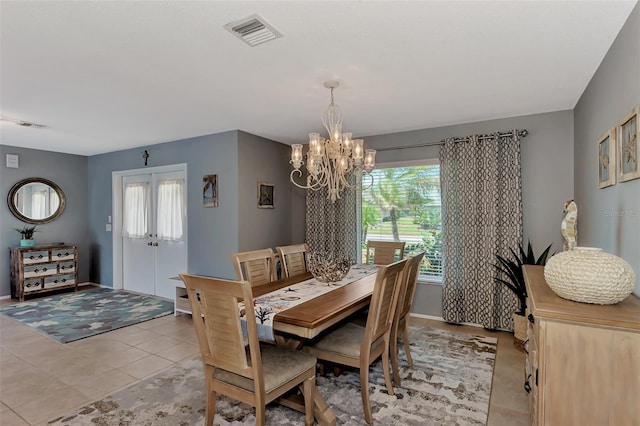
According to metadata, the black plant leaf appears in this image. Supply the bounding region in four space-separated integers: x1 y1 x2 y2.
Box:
493 241 552 315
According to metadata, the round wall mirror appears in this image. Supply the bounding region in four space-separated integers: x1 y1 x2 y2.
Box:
7 178 66 224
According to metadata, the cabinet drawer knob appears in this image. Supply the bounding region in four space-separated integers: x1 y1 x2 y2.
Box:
524 374 532 394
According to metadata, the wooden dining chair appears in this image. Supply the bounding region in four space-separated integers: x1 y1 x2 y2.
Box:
179 273 318 426
231 248 277 287
365 240 406 265
390 251 425 386
276 243 310 278
305 258 407 424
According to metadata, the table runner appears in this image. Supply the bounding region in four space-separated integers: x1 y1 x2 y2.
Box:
240 264 378 341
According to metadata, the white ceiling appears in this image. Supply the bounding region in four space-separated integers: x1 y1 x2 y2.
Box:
0 1 637 156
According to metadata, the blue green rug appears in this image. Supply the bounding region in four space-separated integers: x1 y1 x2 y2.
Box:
0 288 174 343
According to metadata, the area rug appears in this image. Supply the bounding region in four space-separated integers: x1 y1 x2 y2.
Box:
0 288 174 343
48 327 497 425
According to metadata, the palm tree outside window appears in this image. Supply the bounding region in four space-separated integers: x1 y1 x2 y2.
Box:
359 160 442 279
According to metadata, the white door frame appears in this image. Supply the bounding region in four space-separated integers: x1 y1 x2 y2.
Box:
112 163 188 290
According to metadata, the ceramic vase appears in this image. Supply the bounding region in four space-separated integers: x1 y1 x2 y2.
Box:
20 239 35 247
544 247 635 305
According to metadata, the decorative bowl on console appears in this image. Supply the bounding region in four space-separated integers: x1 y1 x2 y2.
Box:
309 251 352 283
544 247 635 305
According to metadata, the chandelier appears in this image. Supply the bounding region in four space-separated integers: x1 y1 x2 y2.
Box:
290 81 376 203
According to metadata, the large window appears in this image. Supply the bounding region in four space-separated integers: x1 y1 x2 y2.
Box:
360 161 442 280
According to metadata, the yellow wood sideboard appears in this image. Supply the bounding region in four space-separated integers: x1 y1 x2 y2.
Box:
523 265 640 426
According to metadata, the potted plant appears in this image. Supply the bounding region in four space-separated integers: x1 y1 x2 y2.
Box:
494 241 552 349
15 225 39 247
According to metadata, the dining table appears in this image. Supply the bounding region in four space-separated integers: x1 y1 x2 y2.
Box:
250 266 379 426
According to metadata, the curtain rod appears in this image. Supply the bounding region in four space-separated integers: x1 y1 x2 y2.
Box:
374 129 529 152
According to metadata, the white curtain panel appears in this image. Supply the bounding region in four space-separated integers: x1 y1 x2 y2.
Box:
440 131 523 330
31 191 47 219
156 179 185 241
123 182 149 238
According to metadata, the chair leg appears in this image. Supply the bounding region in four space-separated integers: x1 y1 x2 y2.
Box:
255 404 266 426
382 345 395 396
402 321 413 367
390 325 401 387
360 366 374 425
333 365 343 377
302 376 315 426
205 367 216 426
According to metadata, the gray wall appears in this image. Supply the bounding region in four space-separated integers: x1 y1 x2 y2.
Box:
237 131 293 251
88 131 240 285
360 110 575 316
574 3 640 295
1 145 89 296
7 6 636 304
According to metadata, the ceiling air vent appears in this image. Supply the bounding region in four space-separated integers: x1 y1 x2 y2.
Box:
17 121 46 129
224 14 282 47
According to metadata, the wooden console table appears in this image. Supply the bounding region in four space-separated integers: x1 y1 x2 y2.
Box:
523 265 640 426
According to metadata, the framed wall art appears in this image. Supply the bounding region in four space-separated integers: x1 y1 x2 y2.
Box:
597 127 616 189
257 182 275 209
617 105 639 183
203 174 218 207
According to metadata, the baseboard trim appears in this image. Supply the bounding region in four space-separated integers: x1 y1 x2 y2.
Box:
410 313 512 332
409 313 484 329
409 313 444 321
78 282 104 287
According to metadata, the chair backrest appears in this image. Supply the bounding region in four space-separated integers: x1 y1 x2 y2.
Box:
396 252 425 322
276 243 310 278
363 258 408 350
231 248 277 287
365 240 406 265
179 274 263 388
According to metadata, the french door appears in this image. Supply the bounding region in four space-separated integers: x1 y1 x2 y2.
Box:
121 169 187 300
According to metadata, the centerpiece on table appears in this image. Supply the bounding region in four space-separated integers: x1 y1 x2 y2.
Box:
309 251 352 284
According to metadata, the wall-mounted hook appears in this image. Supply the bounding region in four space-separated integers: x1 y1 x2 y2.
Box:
142 150 149 166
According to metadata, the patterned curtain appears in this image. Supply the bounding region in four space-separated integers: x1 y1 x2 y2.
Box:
305 181 358 262
440 131 523 330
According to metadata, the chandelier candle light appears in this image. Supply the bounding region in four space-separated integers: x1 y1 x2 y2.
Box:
290 81 376 202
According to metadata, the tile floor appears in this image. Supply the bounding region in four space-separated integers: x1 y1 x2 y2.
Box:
0 288 529 426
